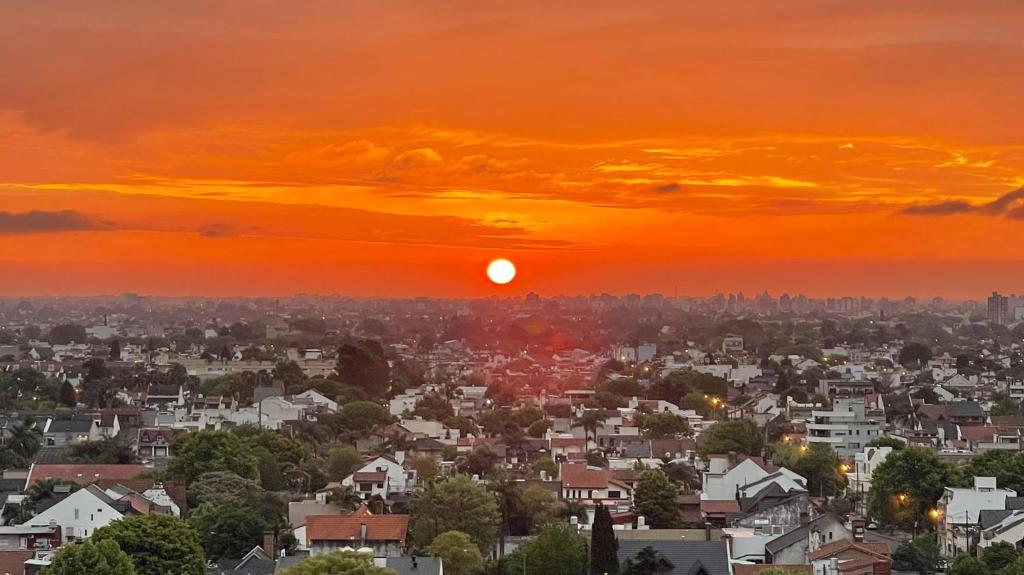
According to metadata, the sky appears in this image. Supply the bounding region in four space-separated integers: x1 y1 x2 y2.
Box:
2 1 1023 299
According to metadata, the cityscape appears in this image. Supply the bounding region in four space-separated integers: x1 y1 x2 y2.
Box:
3 2 1024 575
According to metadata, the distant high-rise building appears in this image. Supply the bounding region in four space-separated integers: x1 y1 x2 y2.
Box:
988 292 1010 325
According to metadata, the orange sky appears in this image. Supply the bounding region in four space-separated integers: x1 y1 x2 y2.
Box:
2 1 1023 299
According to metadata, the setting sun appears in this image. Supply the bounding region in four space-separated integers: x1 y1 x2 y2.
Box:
486 259 517 285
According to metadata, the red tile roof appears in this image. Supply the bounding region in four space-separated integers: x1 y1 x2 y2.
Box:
306 512 410 545
551 437 586 449
734 565 811 575
28 464 148 487
560 463 610 489
960 426 997 442
353 472 387 482
806 539 890 561
700 500 740 516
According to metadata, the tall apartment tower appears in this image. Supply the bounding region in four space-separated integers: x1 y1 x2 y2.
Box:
988 292 1009 325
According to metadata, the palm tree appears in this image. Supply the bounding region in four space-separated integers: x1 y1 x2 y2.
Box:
488 472 522 557
578 409 607 450
7 417 42 460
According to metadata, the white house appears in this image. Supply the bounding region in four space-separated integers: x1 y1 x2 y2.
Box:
939 477 1017 556
294 389 338 413
342 454 413 497
22 486 124 543
702 456 801 501
846 445 894 515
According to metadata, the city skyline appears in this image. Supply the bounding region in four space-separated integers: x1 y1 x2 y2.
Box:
3 2 1024 298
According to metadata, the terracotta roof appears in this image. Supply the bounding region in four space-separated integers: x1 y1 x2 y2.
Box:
551 437 586 448
306 513 409 545
93 479 188 514
560 463 610 489
353 471 387 482
917 404 948 421
28 464 148 487
806 539 890 561
734 565 811 575
701 500 740 515
960 426 997 442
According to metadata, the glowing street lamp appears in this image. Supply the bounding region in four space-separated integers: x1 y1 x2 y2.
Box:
928 508 944 521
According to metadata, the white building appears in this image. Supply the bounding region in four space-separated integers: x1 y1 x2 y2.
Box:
805 398 882 458
939 477 1016 557
846 445 894 515
22 486 124 543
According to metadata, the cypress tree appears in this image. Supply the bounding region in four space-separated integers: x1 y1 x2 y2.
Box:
109 339 121 360
591 503 619 575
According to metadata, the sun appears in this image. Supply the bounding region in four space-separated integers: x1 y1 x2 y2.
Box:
486 259 517 285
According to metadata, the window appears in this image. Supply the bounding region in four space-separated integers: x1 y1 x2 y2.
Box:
74 509 79 520
608 490 621 499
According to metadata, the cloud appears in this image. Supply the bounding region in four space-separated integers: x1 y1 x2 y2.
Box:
198 223 236 238
651 182 683 194
900 201 973 215
900 188 1024 218
0 210 99 234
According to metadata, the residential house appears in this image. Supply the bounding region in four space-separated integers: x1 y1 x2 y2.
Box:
20 485 127 542
42 419 99 447
136 428 184 461
143 384 186 408
616 540 731 575
306 505 409 557
845 446 893 516
808 539 891 575
341 455 413 499
938 477 1017 557
560 463 633 526
765 513 851 565
26 464 148 489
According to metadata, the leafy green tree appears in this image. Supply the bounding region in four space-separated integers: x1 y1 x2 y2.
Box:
899 342 933 368
591 504 619 575
336 340 391 399
409 475 501 553
982 541 1021 572
504 523 588 575
964 450 1024 495
425 531 484 575
48 323 87 345
866 436 905 450
527 418 551 438
278 551 396 575
948 555 992 575
405 454 440 484
93 515 205 575
622 546 674 575
532 456 558 479
327 445 363 480
42 538 137 575
6 416 43 459
516 484 557 533
70 438 136 464
187 471 286 530
892 533 941 575
413 393 453 421
633 469 681 528
333 401 394 436
167 430 259 484
698 420 763 457
109 339 122 360
188 503 267 560
868 446 958 528
775 443 844 496
636 412 691 439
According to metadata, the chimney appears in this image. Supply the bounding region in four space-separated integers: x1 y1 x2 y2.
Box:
705 522 711 541
728 451 737 467
360 523 368 546
799 512 810 525
263 532 275 558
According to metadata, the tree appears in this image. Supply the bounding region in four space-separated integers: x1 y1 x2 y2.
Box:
93 515 205 575
48 323 87 345
425 531 484 575
413 393 453 421
409 475 501 553
698 420 763 457
636 412 691 439
327 445 363 480
167 430 259 484
591 504 619 575
278 551 396 575
42 538 137 575
188 471 286 529
459 445 500 477
622 546 674 575
868 446 958 528
59 380 78 407
336 340 391 399
70 438 136 464
406 454 441 484
109 339 122 360
6 416 43 459
333 401 394 437
964 450 1024 495
866 436 905 451
773 443 844 497
504 523 588 575
948 555 991 575
633 469 681 528
899 342 933 368
982 541 1020 572
188 503 266 561
579 409 607 447
516 484 556 533
892 533 941 575
532 456 558 479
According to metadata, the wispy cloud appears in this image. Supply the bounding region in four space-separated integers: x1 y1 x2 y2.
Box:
900 188 1024 218
0 210 100 234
